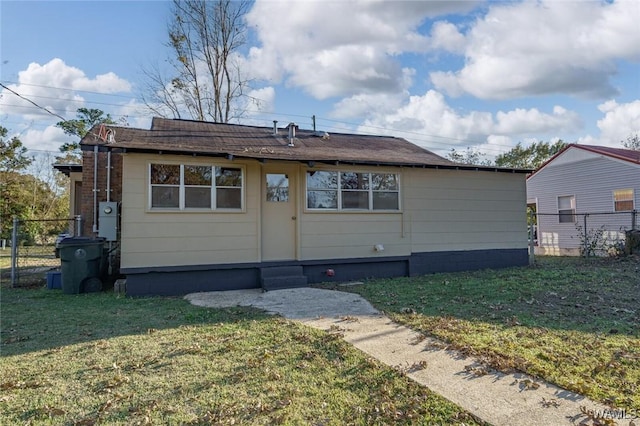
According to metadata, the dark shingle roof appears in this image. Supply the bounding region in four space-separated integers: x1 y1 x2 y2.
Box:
81 117 529 173
576 144 640 164
52 163 82 177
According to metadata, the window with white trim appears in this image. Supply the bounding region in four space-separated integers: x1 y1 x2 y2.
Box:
150 163 243 210
557 195 575 223
306 170 400 211
613 189 634 212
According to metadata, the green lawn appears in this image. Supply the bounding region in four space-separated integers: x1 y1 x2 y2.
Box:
3 256 637 424
326 256 640 411
0 287 481 425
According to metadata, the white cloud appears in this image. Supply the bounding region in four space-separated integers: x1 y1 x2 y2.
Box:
0 58 132 120
111 99 152 130
358 90 493 151
19 59 131 94
332 92 405 120
429 21 466 54
20 125 68 153
494 106 582 135
595 99 640 145
431 0 640 100
246 0 479 99
330 68 415 119
357 90 584 155
246 86 276 115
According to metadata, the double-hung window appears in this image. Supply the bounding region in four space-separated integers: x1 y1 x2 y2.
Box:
184 165 212 208
306 170 400 211
371 173 399 210
307 171 338 209
150 163 243 210
150 164 180 208
341 172 369 209
613 189 634 212
557 195 575 223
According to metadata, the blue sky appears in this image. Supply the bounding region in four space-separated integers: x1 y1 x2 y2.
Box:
1 0 639 161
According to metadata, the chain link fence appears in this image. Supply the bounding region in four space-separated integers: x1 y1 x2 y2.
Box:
1 217 82 287
531 210 638 257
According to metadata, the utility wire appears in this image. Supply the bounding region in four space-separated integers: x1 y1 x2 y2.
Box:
1 80 134 99
1 81 523 150
0 83 68 122
1 82 547 155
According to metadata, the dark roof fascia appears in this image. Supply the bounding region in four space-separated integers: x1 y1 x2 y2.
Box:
52 163 83 176
88 144 530 174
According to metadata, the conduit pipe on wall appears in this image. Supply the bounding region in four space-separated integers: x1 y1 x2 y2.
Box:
106 151 111 202
106 150 113 275
92 145 98 233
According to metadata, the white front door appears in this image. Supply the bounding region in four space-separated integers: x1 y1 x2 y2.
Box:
261 166 297 261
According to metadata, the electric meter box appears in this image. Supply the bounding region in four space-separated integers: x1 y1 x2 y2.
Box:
98 201 118 241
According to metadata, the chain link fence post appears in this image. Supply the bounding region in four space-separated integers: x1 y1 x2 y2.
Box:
583 213 589 258
11 217 19 287
75 215 83 237
528 208 535 265
9 217 74 287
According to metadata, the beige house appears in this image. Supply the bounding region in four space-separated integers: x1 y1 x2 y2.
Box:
78 118 530 295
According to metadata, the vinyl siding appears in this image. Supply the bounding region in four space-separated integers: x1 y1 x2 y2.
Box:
120 154 529 268
298 164 409 260
120 154 260 268
527 149 639 252
299 212 409 259
404 169 528 252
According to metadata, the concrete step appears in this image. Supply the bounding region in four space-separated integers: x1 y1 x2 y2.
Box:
260 266 308 291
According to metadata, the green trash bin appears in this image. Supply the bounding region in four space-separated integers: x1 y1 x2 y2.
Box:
58 237 106 294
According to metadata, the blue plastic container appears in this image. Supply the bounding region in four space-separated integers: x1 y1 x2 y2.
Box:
47 271 62 289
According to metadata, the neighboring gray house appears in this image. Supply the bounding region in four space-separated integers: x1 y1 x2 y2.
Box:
527 144 639 255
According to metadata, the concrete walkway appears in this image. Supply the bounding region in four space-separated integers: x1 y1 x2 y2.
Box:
185 288 614 426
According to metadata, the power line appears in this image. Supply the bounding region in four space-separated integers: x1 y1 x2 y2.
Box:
1 81 521 150
0 80 134 99
0 83 68 122
2 94 134 109
0 102 153 123
244 113 514 154
1 82 555 155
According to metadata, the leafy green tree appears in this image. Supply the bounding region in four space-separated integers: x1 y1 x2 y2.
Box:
494 140 567 169
1 127 31 240
446 147 491 165
1 127 68 242
56 108 117 161
621 134 639 150
0 126 32 172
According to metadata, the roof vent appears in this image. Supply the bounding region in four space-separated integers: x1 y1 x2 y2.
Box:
313 131 330 140
106 129 116 144
287 122 297 147
273 120 278 136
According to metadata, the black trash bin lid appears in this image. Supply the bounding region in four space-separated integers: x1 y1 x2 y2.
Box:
59 237 106 246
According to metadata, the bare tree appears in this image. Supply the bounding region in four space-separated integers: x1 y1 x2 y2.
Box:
622 134 639 150
142 0 252 123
